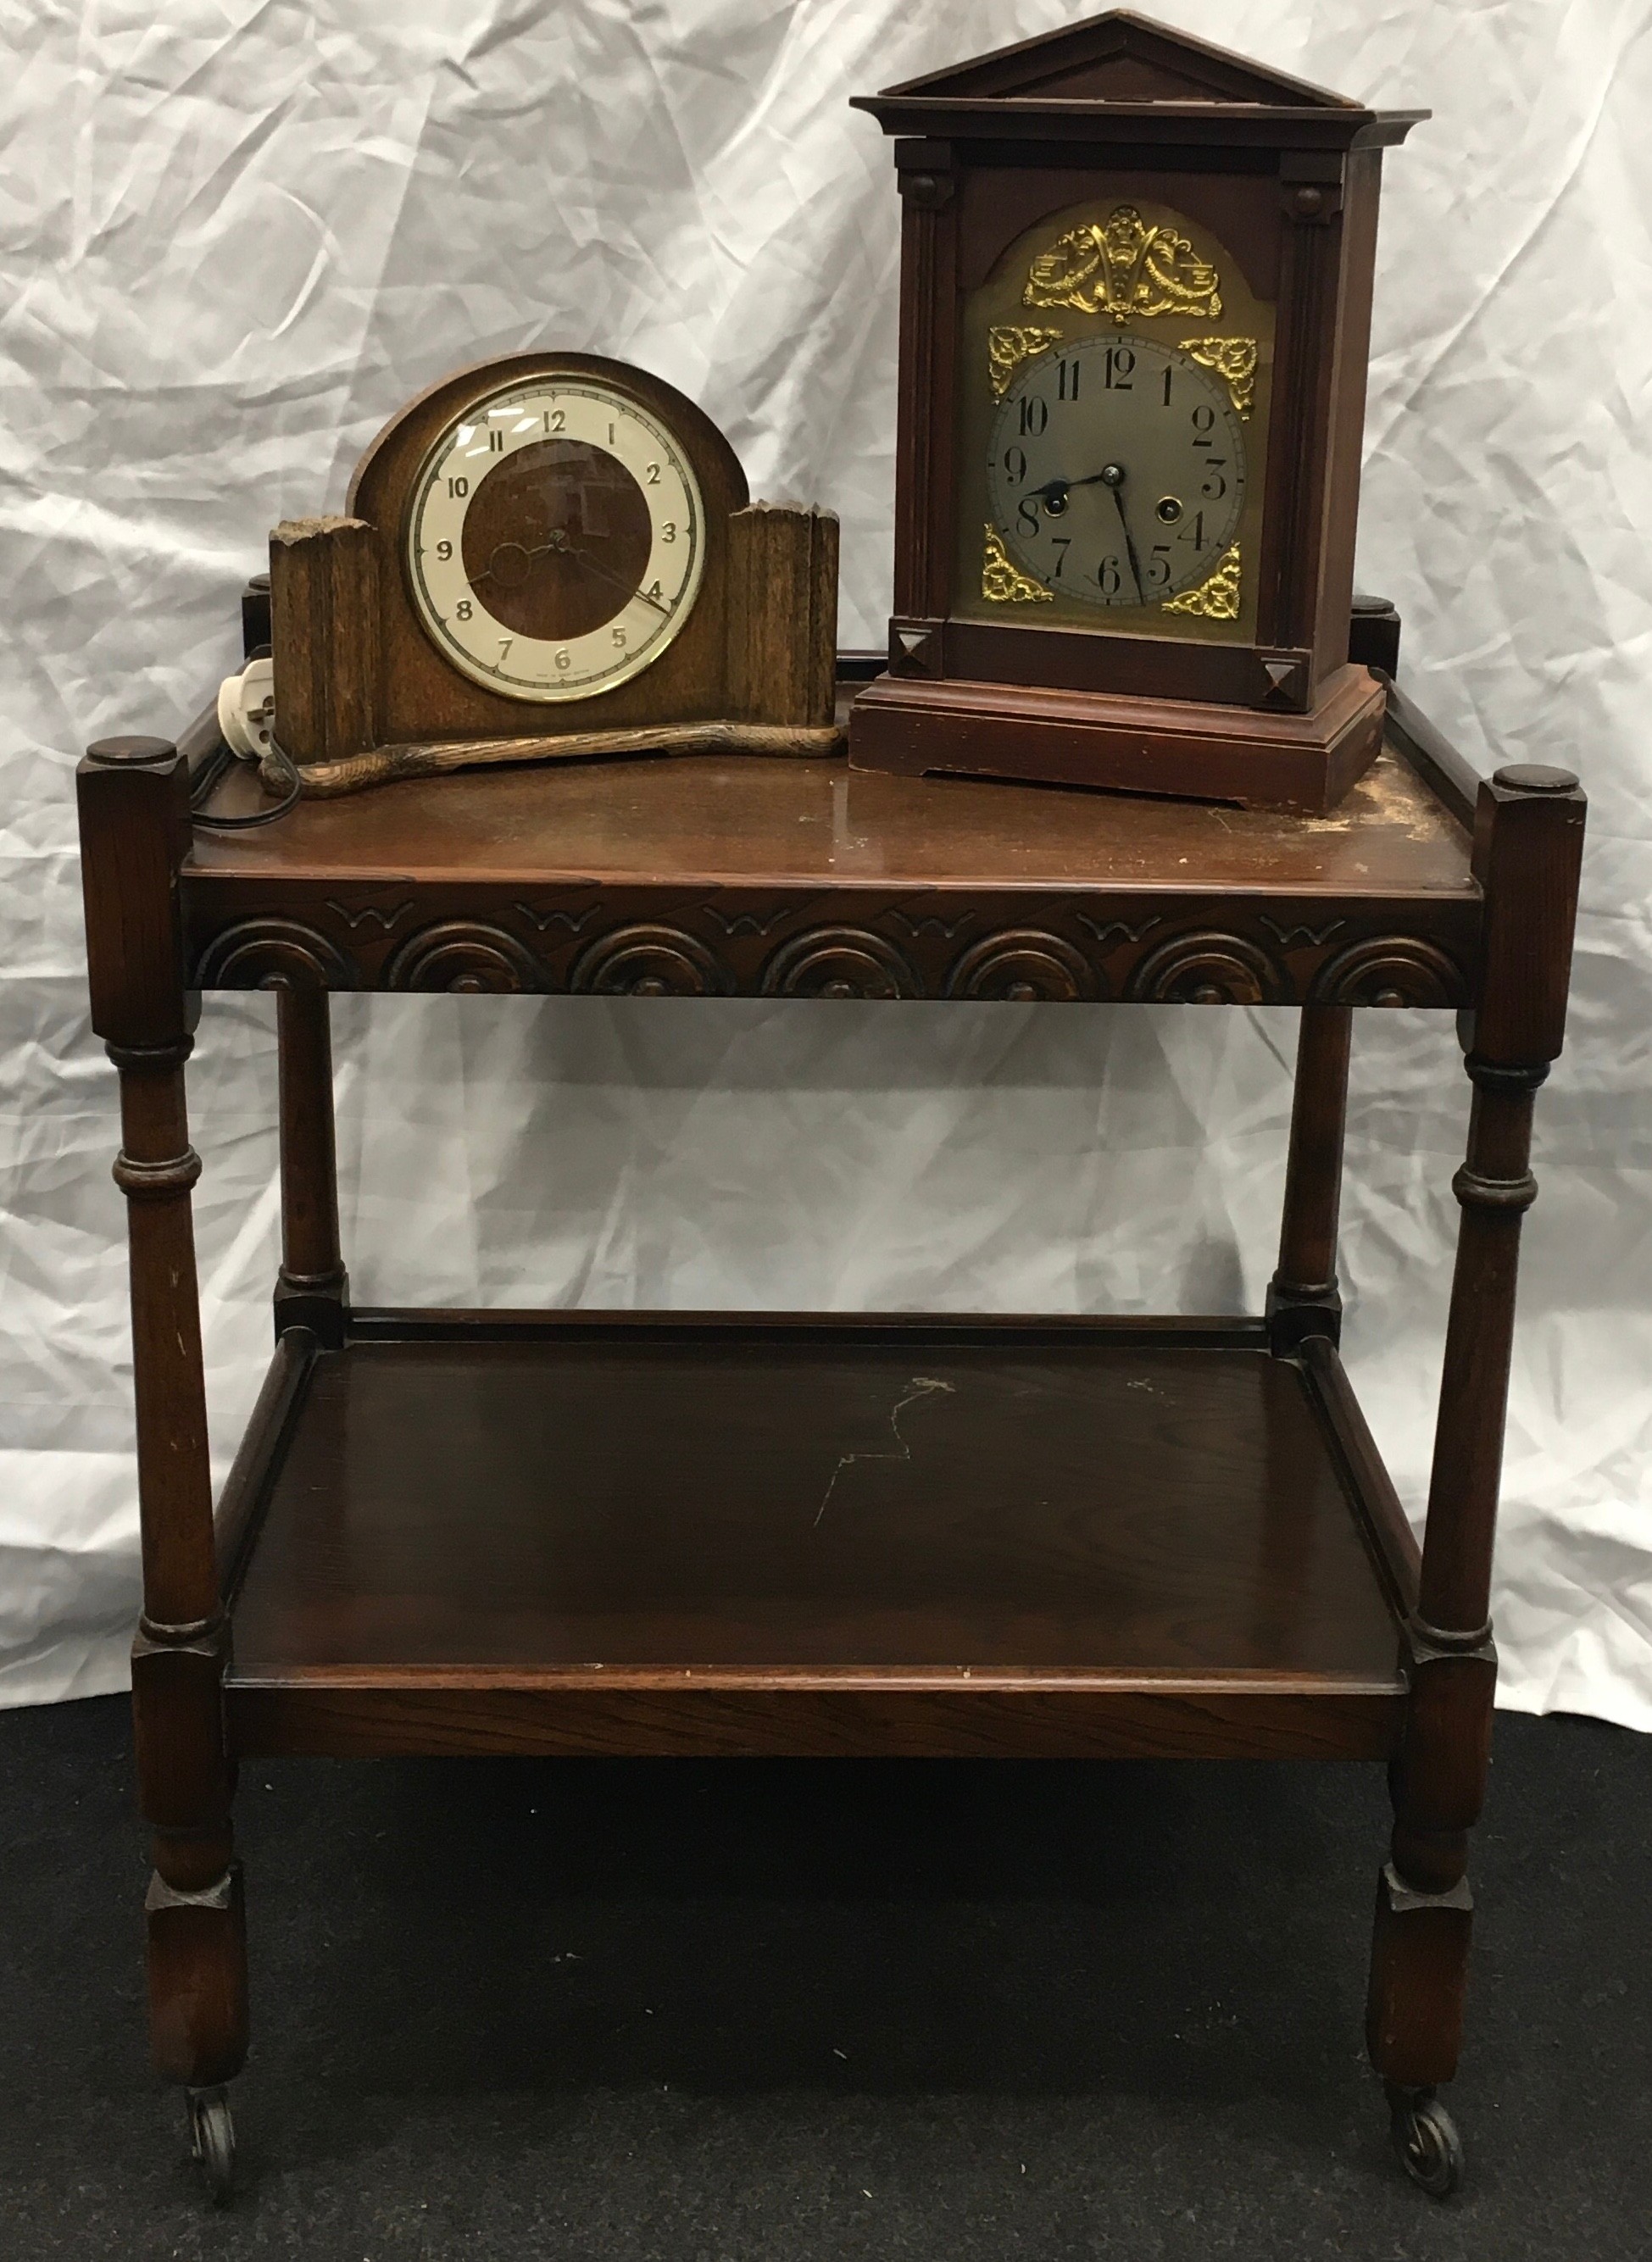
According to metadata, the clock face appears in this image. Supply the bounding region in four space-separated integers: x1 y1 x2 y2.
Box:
405 376 706 701
987 335 1247 608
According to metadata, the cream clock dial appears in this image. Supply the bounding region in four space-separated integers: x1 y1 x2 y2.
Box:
406 377 706 700
987 336 1246 608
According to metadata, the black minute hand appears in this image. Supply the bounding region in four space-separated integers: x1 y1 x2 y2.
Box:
1103 475 1146 604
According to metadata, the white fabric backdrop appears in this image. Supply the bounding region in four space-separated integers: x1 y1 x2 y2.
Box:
3 0 1649 1722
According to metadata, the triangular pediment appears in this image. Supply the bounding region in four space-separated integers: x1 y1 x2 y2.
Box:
873 9 1358 112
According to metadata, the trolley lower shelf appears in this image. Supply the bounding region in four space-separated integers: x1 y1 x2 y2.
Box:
219 1310 1416 1765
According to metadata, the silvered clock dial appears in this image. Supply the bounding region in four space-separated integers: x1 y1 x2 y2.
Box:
405 375 706 701
987 336 1247 608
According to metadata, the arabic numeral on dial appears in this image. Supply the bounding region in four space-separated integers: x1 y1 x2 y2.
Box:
1191 404 1216 447
662 522 676 542
544 408 565 433
455 599 472 621
1051 536 1071 578
435 539 452 560
498 637 513 664
448 475 468 497
1146 545 1172 590
645 462 660 484
487 428 503 452
1176 511 1207 548
1098 557 1121 597
1161 365 1174 407
1201 461 1228 499
556 648 571 671
1056 358 1080 401
1104 345 1134 390
1003 445 1027 485
608 422 615 444
1018 395 1048 437
646 580 663 601
1016 497 1041 536
612 625 626 647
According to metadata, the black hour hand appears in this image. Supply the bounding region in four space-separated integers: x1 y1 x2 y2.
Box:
1030 460 1128 514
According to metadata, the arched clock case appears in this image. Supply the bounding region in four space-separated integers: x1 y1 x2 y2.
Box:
268 352 838 797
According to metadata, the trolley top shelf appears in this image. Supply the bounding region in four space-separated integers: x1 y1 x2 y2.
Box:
188 735 1474 899
176 684 1482 1004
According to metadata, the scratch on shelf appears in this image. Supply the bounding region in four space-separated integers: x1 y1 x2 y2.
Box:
813 1376 955 1528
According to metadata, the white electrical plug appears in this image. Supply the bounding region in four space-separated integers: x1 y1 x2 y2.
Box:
216 656 276 760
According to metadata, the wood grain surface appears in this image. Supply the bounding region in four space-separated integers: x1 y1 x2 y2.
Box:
189 735 1467 892
270 516 380 765
726 503 839 727
221 1319 1407 1760
226 1680 1399 1763
183 706 1478 1007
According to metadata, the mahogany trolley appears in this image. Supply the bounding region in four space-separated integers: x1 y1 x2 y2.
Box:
75 602 1584 2201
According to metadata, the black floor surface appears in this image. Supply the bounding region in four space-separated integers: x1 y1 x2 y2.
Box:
0 1698 1645 2259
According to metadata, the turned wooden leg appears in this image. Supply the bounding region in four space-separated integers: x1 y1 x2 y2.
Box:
1267 1002 1351 1352
116 1037 248 2088
275 985 348 1344
1366 761 1585 2192
79 737 245 2197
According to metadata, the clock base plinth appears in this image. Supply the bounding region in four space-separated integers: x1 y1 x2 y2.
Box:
848 664 1386 814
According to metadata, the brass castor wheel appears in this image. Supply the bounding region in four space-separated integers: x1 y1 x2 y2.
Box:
186 2084 236 2204
1386 2081 1463 2198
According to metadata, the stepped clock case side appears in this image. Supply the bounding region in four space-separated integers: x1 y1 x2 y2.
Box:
268 351 838 784
848 10 1425 811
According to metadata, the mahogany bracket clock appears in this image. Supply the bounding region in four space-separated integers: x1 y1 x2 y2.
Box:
264 352 839 797
848 10 1425 810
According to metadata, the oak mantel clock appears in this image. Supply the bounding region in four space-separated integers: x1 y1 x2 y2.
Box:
260 352 838 798
848 10 1424 810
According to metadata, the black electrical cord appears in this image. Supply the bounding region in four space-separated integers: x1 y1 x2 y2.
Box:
189 730 303 831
